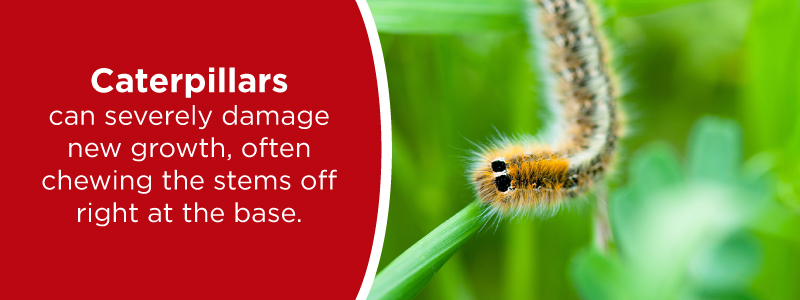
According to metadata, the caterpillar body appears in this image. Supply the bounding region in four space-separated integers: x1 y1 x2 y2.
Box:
470 0 622 220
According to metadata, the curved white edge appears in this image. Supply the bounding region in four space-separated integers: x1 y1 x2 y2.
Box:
355 0 392 299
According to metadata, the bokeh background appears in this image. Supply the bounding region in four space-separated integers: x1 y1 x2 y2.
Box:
370 0 800 299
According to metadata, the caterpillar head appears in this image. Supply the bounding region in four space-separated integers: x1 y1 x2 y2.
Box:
472 147 571 216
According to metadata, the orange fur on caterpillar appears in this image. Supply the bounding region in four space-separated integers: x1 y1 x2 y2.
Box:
469 0 623 221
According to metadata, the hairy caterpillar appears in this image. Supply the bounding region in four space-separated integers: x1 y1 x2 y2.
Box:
470 0 622 221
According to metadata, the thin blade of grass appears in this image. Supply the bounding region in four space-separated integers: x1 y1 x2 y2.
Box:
368 202 483 300
367 0 526 34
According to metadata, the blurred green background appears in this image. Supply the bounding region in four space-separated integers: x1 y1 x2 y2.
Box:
370 0 800 299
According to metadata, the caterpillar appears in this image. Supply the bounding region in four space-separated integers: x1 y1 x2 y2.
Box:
470 0 622 221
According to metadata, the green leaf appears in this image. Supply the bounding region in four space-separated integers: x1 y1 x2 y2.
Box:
580 117 776 300
629 143 683 193
688 232 761 293
610 143 682 254
687 116 742 183
368 202 483 300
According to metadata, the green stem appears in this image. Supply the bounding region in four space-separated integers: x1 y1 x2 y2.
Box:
368 201 484 300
